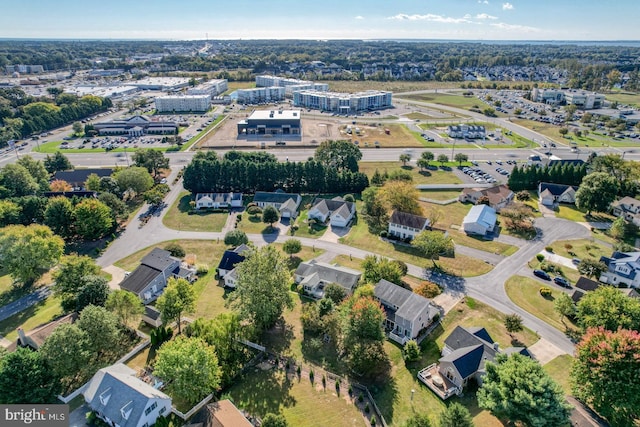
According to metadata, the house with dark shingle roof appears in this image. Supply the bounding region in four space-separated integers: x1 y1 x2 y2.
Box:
194 192 243 210
119 248 193 304
53 168 114 190
538 182 578 206
308 196 356 227
252 190 301 218
6 313 77 352
570 275 640 302
374 279 439 345
294 259 362 299
83 363 171 427
387 210 430 241
459 185 514 212
217 245 250 288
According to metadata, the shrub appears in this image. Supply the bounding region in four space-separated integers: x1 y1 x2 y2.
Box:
536 254 545 262
296 365 301 375
545 246 553 252
309 370 315 382
322 375 326 387
371 417 376 426
150 326 173 349
539 287 552 298
365 403 370 413
335 379 340 391
415 281 442 298
358 393 364 403
348 385 353 396
516 190 530 201
403 340 421 362
564 243 573 251
379 230 388 238
164 242 186 258
196 264 209 275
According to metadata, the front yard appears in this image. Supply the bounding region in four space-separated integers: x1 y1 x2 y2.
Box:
163 191 228 232
547 239 612 261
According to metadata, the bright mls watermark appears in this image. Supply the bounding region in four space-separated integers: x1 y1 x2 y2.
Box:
1 405 68 426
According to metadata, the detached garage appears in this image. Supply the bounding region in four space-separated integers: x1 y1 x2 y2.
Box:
462 205 497 236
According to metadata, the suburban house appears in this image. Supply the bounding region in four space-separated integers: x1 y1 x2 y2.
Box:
570 276 640 302
7 313 76 352
252 190 302 219
186 400 252 427
307 197 356 228
119 248 194 304
195 192 243 210
294 259 362 299
387 210 430 241
217 245 250 288
418 326 529 399
462 204 497 236
611 196 640 226
599 251 640 288
538 182 578 206
141 306 162 328
84 363 171 427
374 279 439 345
446 124 486 139
53 168 114 190
459 185 514 212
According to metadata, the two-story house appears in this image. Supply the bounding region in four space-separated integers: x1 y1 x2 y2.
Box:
599 251 640 288
387 210 431 241
217 245 250 288
84 363 172 427
611 196 640 227
307 197 356 228
459 185 514 212
294 259 362 299
374 279 439 345
252 190 302 219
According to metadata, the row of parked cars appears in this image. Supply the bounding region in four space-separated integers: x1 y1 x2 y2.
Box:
462 166 498 184
533 269 571 288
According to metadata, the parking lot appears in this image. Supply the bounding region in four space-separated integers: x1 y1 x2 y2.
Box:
457 159 518 185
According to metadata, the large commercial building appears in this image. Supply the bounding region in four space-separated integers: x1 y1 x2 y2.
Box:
237 110 301 136
255 75 328 96
564 90 605 110
66 85 139 99
236 87 286 104
94 115 177 137
530 88 564 105
130 77 190 91
155 95 211 113
293 90 392 113
187 79 228 97
5 64 44 74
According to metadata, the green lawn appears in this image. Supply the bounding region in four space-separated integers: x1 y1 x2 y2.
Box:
291 210 328 239
555 204 615 224
418 190 461 201
505 276 580 333
605 91 640 107
451 231 518 256
358 162 463 185
237 213 278 234
114 240 228 273
162 191 228 232
512 119 640 148
0 295 64 341
543 355 574 395
419 200 471 230
330 254 364 271
548 239 611 261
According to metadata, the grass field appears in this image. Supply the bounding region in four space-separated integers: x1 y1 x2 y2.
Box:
237 213 278 234
291 210 328 239
451 231 518 256
554 204 615 224
405 112 442 120
604 91 640 107
0 295 63 341
512 119 640 148
340 123 426 148
358 161 463 185
114 240 228 273
419 200 471 230
329 254 364 271
505 276 579 333
162 191 228 232
548 239 612 261
399 93 483 110
419 190 461 201
543 355 574 395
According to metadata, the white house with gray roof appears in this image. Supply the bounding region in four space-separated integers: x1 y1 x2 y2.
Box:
374 279 439 344
388 210 430 241
252 190 301 219
84 363 171 427
308 197 356 228
195 192 243 210
294 259 361 299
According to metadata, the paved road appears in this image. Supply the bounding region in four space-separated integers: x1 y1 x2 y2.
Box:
0 285 53 322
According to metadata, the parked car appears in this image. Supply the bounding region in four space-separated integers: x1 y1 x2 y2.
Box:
533 269 551 280
571 258 581 265
553 276 571 288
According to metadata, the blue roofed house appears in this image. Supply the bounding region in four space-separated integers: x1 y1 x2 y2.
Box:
599 251 640 288
462 204 496 236
374 279 439 345
83 363 171 427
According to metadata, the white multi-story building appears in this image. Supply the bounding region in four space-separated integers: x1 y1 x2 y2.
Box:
187 79 228 98
155 95 211 113
255 75 328 97
236 86 286 104
564 90 605 110
5 64 44 74
530 88 564 105
293 90 392 113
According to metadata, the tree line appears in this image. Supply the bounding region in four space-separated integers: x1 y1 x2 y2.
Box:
507 163 588 191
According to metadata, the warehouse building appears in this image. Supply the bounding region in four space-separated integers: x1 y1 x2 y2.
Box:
237 110 301 136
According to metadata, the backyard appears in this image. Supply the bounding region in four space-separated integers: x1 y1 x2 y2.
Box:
358 161 463 185
162 191 229 232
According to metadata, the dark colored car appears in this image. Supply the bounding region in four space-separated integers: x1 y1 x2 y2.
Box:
553 276 571 288
533 269 551 280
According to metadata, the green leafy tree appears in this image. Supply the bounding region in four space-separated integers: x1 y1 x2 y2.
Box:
228 245 293 332
75 275 110 311
261 413 289 427
44 152 73 174
105 289 144 328
17 156 50 192
53 254 101 310
361 255 403 286
143 187 167 207
437 154 449 165
164 242 185 258
0 200 20 227
403 413 431 427
314 139 362 172
224 230 249 246
72 121 83 135
39 324 91 382
571 327 640 427
132 148 169 178
342 296 386 346
44 196 75 237
411 230 454 268
156 277 196 334
402 339 421 362
74 198 114 240
577 257 607 279
399 153 411 166
0 224 64 285
0 163 39 197
504 313 523 337
554 293 576 326
576 286 640 332
438 403 473 427
378 180 422 215
154 336 221 405
575 172 618 215
421 151 434 165
454 153 469 166
324 283 348 304
114 166 154 196
84 173 101 192
609 216 626 241
478 353 571 427
282 238 302 258
0 347 60 404
361 187 388 234
76 305 121 358
262 205 280 230
98 192 128 221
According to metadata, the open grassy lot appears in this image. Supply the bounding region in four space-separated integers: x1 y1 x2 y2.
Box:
339 123 426 148
505 276 580 333
555 204 615 224
605 91 640 107
162 191 228 232
451 231 518 256
237 213 279 234
399 93 483 110
419 190 461 201
359 162 463 185
0 295 63 342
543 354 574 395
419 200 471 230
114 240 228 273
330 254 365 271
512 119 640 148
548 239 612 261
405 112 442 120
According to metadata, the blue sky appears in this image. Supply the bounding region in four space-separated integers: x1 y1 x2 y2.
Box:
1 0 637 40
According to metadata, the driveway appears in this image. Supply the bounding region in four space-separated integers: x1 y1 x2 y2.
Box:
319 225 351 243
539 250 578 270
102 265 128 290
68 404 89 427
527 338 566 365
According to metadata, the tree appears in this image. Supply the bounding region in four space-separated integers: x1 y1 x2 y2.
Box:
575 172 618 215
342 296 386 348
399 153 411 166
0 347 60 404
143 186 167 207
571 328 640 427
0 163 39 197
314 140 362 172
411 230 454 268
554 292 576 325
576 286 640 332
17 156 49 192
75 275 110 311
0 200 20 227
76 305 121 358
504 313 523 337
114 166 154 196
361 187 388 234
478 353 571 427
438 403 473 427
454 153 469 166
44 196 75 238
39 324 91 381
85 173 101 192
53 254 101 310
228 245 293 332
403 339 421 362
421 151 434 165
261 413 289 427
74 198 113 240
361 255 404 286
0 224 64 285
378 180 422 215
132 148 170 178
282 238 302 258
575 258 606 280
609 216 626 241
72 121 83 135
98 192 128 221
154 336 221 405
559 127 569 137
164 242 185 258
106 289 144 328
262 205 280 230
403 413 431 427
44 152 73 174
224 230 248 246
324 283 348 304
49 179 72 192
437 154 449 165
156 277 196 334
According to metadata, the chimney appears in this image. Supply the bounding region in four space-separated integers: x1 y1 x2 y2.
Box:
17 328 27 346
493 342 499 351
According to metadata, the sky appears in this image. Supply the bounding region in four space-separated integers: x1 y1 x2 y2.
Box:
1 0 638 41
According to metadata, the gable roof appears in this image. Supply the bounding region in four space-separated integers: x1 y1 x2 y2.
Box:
374 279 434 322
141 248 178 271
575 276 601 292
84 363 170 427
538 182 578 196
9 313 77 352
440 344 485 380
217 249 246 271
332 203 354 220
463 204 496 228
53 168 114 185
295 260 361 291
119 264 162 294
143 305 161 321
253 191 300 205
187 400 252 427
444 325 496 356
389 210 430 229
612 196 640 208
311 197 355 215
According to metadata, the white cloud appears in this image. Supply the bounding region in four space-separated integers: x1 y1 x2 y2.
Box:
478 0 489 3
387 13 471 24
502 2 514 10
476 13 498 20
354 15 364 20
490 22 540 32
